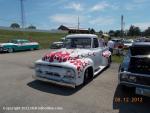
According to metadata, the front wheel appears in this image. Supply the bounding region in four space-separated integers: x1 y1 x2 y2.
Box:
8 48 14 53
83 68 93 84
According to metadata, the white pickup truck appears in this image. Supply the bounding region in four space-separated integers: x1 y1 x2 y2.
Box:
33 34 111 88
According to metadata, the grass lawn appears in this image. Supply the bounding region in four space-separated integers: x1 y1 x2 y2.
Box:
0 29 67 49
112 55 123 63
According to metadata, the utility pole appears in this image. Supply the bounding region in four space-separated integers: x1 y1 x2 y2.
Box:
77 16 80 32
20 0 25 28
121 15 124 38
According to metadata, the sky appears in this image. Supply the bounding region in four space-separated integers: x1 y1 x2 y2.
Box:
0 0 150 32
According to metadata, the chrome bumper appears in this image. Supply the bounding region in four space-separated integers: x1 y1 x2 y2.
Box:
32 75 76 88
0 47 8 52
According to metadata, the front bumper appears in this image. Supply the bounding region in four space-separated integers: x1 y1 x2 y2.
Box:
0 47 8 52
32 74 76 88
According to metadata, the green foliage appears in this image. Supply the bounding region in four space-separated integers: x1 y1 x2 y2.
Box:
27 25 36 29
128 25 141 36
10 23 20 28
88 28 95 34
144 27 150 36
112 55 123 63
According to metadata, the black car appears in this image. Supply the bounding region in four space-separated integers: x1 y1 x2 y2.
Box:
118 42 150 97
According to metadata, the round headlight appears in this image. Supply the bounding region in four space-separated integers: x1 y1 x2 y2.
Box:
65 69 75 78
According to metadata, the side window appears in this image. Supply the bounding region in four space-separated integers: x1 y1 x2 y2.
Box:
93 38 99 48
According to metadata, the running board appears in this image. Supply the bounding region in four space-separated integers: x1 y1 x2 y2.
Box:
94 66 106 76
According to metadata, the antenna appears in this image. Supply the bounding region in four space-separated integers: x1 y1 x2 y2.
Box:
20 0 25 28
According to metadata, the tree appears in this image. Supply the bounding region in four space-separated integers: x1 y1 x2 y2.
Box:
10 23 20 28
99 30 103 35
144 27 150 36
109 30 115 36
128 25 141 36
89 28 95 34
114 30 121 37
27 25 36 29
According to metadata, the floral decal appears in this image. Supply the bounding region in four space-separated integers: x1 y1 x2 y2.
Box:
42 51 90 74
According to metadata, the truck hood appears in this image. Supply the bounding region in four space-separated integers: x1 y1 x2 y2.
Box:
41 48 93 73
42 48 94 63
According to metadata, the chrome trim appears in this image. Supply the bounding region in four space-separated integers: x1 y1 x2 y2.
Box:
32 75 76 88
120 81 150 88
35 63 76 75
119 71 150 78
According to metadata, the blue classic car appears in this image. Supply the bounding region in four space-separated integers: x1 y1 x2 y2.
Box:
0 39 39 53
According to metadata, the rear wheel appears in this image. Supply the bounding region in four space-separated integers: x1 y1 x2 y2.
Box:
8 48 14 53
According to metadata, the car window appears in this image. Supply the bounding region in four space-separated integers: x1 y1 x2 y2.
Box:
93 38 99 48
64 38 91 49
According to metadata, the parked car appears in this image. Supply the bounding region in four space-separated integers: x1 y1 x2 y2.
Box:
135 37 150 42
123 39 134 48
50 37 65 49
0 39 39 53
118 42 150 97
33 34 111 88
50 42 64 49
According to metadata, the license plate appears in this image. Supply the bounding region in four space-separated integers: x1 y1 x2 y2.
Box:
136 88 150 97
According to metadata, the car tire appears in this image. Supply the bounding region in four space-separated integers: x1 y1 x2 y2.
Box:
8 48 14 53
83 68 93 84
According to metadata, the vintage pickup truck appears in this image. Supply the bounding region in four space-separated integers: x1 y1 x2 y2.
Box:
33 34 111 88
0 39 39 53
119 42 150 97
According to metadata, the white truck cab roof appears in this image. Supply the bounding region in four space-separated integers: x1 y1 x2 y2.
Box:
66 34 98 38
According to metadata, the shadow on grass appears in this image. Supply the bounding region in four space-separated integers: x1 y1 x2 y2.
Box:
113 85 150 113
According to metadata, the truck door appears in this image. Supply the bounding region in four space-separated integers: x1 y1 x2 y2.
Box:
91 38 101 69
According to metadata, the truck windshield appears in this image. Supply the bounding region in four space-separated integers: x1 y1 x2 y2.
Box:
64 37 91 49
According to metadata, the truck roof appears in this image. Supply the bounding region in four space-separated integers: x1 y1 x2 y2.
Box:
66 34 98 38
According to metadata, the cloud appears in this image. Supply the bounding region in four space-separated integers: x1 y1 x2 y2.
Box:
90 1 109 12
65 2 83 11
90 1 119 12
50 14 86 26
133 22 150 30
89 17 115 25
133 0 148 3
125 0 148 10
